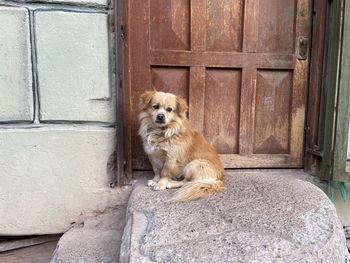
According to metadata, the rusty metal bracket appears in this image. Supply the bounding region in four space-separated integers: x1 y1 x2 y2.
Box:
297 36 309 60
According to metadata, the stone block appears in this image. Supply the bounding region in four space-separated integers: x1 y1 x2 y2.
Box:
121 170 346 262
0 126 121 235
35 11 114 123
25 0 108 6
0 6 33 122
51 205 130 263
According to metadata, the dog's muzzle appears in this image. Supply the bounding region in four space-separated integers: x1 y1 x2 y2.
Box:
155 114 165 124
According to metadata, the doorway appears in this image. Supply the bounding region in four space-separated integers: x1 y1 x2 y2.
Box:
122 0 312 173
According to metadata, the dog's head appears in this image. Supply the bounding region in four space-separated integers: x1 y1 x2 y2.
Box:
140 90 188 127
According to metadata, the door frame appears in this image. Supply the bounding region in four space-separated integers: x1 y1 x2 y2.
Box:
113 0 132 185
115 0 345 185
304 0 329 176
304 0 350 182
331 0 350 182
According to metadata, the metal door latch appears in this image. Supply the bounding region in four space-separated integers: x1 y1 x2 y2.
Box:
297 36 309 60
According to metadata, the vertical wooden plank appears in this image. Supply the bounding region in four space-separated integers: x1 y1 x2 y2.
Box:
127 0 151 171
334 0 350 182
122 0 132 179
189 66 205 132
304 0 328 175
290 0 311 165
111 0 127 186
243 0 258 53
239 0 258 154
191 0 206 51
189 0 206 132
239 67 255 154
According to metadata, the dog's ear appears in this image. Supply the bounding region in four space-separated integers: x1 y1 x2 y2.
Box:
176 96 188 117
140 91 155 108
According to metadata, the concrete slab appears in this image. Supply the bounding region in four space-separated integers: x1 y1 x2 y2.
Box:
35 11 114 122
120 170 346 263
25 0 108 6
0 6 33 122
51 205 129 263
0 125 123 235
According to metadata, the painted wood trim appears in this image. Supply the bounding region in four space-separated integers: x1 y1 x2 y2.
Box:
320 0 344 180
333 0 350 182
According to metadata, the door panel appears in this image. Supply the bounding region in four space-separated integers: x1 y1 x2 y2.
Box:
203 68 241 154
125 0 311 170
254 70 292 154
150 0 190 50
257 0 295 53
151 67 190 100
206 0 243 52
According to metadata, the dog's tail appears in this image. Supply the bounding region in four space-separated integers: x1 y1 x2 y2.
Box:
169 180 225 202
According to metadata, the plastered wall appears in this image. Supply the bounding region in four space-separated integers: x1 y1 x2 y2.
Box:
0 0 119 235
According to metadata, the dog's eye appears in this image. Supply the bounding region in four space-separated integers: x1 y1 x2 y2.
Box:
153 104 160 110
166 107 173 112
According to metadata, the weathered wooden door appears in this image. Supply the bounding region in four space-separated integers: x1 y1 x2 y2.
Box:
124 0 311 170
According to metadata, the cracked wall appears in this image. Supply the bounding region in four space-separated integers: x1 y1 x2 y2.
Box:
0 0 119 235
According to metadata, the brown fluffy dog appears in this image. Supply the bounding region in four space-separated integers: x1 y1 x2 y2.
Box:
138 90 225 201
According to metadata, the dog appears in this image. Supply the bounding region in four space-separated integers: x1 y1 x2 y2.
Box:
138 90 225 201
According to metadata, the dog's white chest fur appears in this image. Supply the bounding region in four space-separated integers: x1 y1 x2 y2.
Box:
142 133 163 154
143 140 158 155
142 138 165 170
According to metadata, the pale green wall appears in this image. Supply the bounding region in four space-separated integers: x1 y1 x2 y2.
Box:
0 0 118 235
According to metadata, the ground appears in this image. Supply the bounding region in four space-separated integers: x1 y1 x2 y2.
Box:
0 169 348 262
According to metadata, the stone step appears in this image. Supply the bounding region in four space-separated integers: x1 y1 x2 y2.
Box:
50 185 132 263
120 170 347 263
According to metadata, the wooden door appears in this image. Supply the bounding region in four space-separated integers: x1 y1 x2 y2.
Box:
124 0 311 170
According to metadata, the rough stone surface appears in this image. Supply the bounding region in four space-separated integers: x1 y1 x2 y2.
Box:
25 0 108 6
35 11 114 122
0 6 33 122
0 126 122 235
51 204 130 263
120 170 346 263
345 227 350 245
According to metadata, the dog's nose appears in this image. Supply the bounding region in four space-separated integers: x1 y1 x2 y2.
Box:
156 114 165 122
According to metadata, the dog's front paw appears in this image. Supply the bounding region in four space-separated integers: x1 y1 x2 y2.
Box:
153 183 166 191
147 180 156 187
